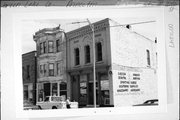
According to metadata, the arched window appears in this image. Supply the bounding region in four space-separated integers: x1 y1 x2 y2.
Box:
74 48 80 65
85 45 90 63
146 49 150 66
96 42 102 62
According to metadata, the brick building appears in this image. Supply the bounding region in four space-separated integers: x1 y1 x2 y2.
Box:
22 51 37 105
33 26 68 103
31 18 158 107
66 18 157 107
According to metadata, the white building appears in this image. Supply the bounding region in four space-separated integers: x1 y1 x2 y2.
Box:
66 18 158 107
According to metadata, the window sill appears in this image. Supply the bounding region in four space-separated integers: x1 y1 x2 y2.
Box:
96 61 104 64
84 63 92 66
147 65 151 68
74 65 81 68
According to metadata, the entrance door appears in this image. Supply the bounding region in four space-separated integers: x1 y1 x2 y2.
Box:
71 75 80 102
88 83 93 105
44 83 50 98
88 82 99 105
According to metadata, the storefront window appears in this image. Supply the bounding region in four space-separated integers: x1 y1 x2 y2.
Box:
100 79 110 105
38 84 43 102
60 82 67 100
24 85 28 100
52 83 58 96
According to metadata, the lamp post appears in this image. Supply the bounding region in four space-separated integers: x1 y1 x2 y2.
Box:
71 19 96 108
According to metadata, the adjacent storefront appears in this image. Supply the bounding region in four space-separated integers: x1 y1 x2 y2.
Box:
37 81 67 102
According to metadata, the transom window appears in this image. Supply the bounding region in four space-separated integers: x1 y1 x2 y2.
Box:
57 62 63 75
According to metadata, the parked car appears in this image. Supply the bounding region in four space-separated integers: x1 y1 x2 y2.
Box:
36 96 66 109
23 100 40 110
133 99 158 106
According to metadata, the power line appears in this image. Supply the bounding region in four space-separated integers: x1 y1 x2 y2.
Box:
109 18 156 27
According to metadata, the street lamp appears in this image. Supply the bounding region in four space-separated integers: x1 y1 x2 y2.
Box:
70 19 96 108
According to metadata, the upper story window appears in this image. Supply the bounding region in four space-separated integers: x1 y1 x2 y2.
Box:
57 62 63 75
74 48 80 66
85 45 90 64
96 42 102 62
48 41 54 53
40 43 43 54
49 63 54 76
22 67 25 79
40 42 47 54
43 42 47 53
56 39 60 52
146 49 151 66
40 64 46 77
40 65 43 74
26 65 30 79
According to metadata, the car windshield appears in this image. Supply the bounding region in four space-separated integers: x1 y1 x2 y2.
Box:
44 97 50 102
144 100 158 104
51 96 61 102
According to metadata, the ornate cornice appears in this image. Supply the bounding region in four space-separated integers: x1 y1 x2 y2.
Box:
66 18 109 41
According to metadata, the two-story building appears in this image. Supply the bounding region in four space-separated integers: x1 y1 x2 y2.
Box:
65 18 158 107
22 51 37 105
33 26 68 103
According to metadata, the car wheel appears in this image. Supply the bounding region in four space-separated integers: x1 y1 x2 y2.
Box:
38 106 42 110
52 106 57 109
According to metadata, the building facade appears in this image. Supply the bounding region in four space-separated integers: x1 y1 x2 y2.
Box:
66 19 112 107
33 26 68 103
22 51 37 105
66 18 158 107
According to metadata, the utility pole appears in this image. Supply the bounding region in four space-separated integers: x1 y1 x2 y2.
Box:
86 19 96 108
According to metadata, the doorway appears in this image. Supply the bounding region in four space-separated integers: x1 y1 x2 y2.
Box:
88 82 99 105
71 75 80 102
44 83 50 98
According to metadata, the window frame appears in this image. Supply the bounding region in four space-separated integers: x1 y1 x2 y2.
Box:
146 49 151 66
96 42 103 62
48 63 54 76
84 45 91 64
56 62 63 76
74 48 80 66
56 39 60 52
48 41 54 53
43 41 47 54
59 82 67 98
40 42 43 54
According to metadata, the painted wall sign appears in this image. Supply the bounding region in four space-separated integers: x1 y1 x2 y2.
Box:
116 71 141 95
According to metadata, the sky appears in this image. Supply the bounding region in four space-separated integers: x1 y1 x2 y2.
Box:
21 17 156 54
